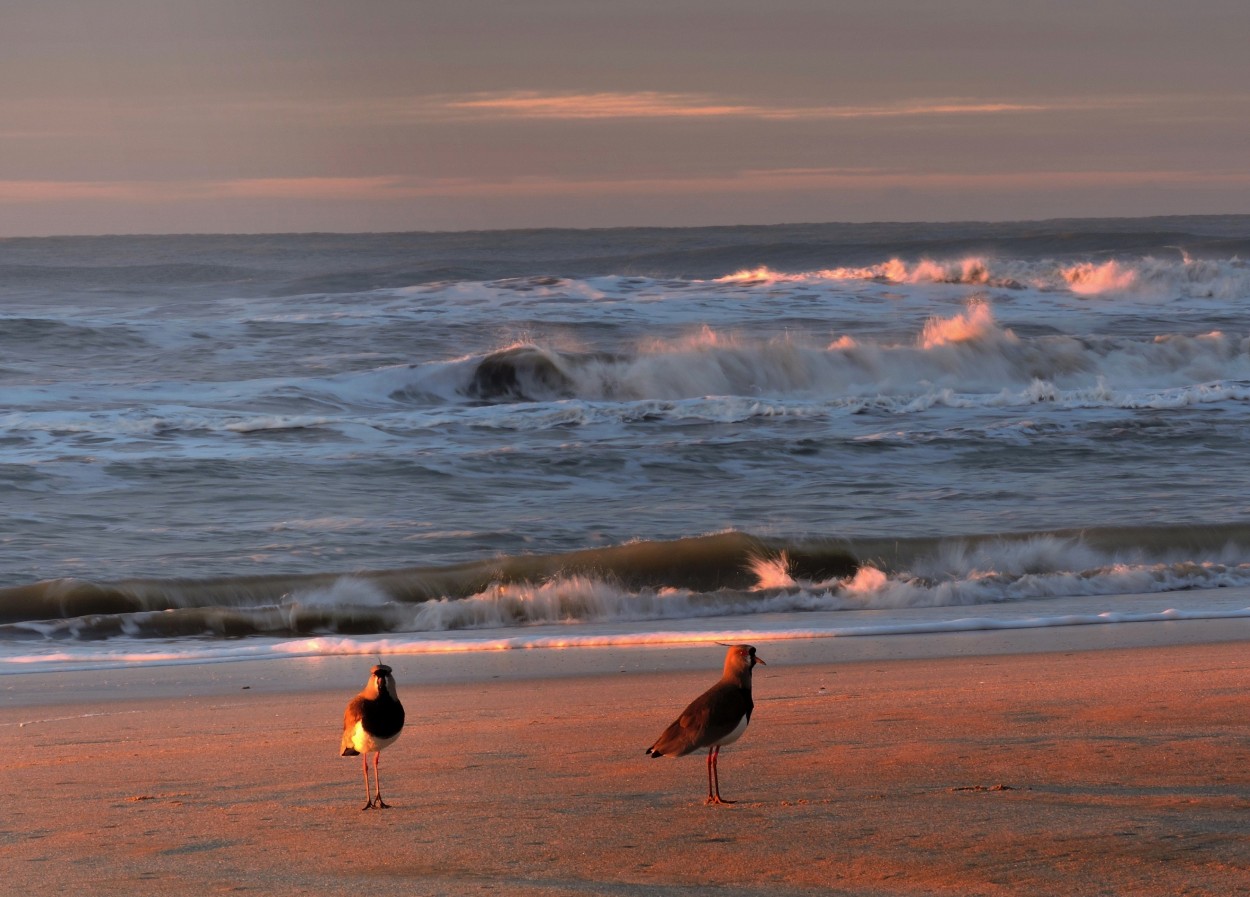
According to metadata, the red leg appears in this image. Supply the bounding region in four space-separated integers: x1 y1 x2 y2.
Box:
361 755 373 810
707 746 733 805
373 752 391 809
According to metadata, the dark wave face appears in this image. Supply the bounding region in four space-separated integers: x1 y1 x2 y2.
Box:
4 525 1250 642
0 533 855 639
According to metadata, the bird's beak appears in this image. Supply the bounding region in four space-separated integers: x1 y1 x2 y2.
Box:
755 656 766 666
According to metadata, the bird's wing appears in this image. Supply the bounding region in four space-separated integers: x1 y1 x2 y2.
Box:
650 682 743 756
692 683 750 744
340 695 365 755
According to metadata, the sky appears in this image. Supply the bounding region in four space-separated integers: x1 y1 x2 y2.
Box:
2 0 1249 236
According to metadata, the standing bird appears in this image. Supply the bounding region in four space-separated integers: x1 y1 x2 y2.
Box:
645 644 765 805
340 663 406 810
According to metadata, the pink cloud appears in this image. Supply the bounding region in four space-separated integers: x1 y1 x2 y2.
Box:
0 180 144 202
435 91 1122 122
4 167 1249 208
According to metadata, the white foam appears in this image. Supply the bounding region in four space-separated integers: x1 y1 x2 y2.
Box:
288 577 392 608
6 262 1250 469
5 238 1250 661
393 311 1250 413
714 256 1250 303
6 557 1250 673
6 594 1250 674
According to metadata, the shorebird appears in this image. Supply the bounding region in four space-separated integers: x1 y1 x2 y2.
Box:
340 663 406 810
645 644 765 805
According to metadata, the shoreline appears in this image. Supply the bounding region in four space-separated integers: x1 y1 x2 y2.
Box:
4 637 1249 895
5 608 1250 706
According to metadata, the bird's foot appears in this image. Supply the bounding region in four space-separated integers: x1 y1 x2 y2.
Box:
705 795 736 806
361 801 375 811
374 798 391 809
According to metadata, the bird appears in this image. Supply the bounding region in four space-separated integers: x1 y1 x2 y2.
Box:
645 644 765 805
340 663 406 810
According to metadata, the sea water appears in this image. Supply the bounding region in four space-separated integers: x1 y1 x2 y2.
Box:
2 217 1249 671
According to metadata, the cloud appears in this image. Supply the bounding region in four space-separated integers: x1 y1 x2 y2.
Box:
0 181 142 202
0 177 413 203
213 177 408 200
402 167 1250 199
5 168 1250 208
431 90 1128 122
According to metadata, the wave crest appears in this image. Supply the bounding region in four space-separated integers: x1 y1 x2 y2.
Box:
441 302 1247 409
5 525 1250 643
715 254 1250 299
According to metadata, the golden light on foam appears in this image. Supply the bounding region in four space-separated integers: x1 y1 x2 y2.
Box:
923 258 990 284
642 324 738 354
748 552 797 590
719 265 909 285
718 257 998 288
1061 260 1138 295
842 566 889 596
717 266 788 284
920 302 1005 349
878 259 912 282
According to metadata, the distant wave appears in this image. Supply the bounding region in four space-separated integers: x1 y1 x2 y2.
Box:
4 297 1248 468
3 525 1249 642
716 254 1250 299
0 262 267 288
444 301 1250 406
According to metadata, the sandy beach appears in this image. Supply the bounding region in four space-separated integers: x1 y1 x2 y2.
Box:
5 626 1250 896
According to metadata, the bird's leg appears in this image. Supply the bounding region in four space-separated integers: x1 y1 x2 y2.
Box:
373 752 390 809
361 755 375 810
706 746 733 805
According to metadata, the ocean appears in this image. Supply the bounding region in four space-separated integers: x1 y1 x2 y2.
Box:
3 216 1250 673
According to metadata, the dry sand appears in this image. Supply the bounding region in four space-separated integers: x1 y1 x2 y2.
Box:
4 635 1250 896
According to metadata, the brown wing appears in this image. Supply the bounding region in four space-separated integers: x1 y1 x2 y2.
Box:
647 681 749 757
340 694 365 756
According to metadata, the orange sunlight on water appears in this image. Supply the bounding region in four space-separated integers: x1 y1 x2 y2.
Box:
748 552 797 590
1061 260 1138 294
920 302 1009 349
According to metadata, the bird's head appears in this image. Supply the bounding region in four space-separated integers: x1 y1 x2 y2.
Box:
369 664 398 700
721 643 764 678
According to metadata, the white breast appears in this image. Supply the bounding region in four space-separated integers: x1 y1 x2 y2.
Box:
349 721 400 755
713 713 750 747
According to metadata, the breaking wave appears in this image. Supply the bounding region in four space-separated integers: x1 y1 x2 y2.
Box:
4 525 1249 643
717 254 1250 299
445 303 1250 407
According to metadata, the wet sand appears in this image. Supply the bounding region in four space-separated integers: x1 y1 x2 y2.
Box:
4 633 1250 896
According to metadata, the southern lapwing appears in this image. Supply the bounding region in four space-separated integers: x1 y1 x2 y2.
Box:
340 663 406 810
645 644 764 804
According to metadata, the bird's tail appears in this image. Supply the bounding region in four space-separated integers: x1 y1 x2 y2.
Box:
341 747 360 757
